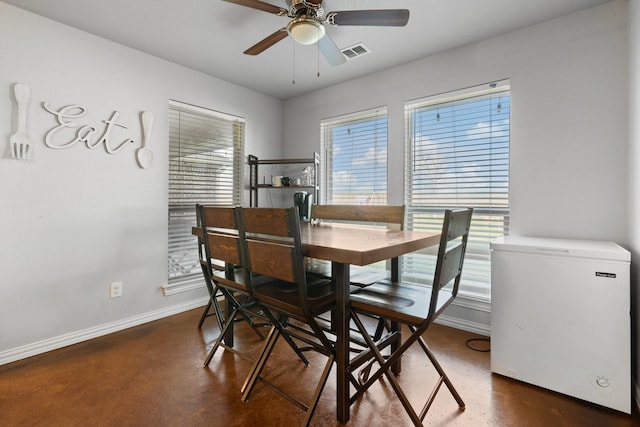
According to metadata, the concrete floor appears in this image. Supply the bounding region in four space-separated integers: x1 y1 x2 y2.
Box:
1 308 638 426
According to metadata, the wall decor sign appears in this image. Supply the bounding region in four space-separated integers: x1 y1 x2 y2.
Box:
42 104 155 168
43 104 135 154
8 82 154 168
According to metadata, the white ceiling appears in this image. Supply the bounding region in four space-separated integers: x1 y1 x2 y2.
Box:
4 0 613 99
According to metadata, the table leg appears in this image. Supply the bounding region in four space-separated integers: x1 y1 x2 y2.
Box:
390 257 401 374
333 261 350 424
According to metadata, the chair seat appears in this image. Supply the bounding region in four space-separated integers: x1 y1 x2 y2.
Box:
351 279 453 325
305 259 390 286
254 276 336 318
349 266 390 286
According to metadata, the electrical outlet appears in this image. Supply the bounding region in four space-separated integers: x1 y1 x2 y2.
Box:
110 281 123 298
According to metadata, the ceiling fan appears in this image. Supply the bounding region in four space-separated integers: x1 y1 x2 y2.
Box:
223 0 410 66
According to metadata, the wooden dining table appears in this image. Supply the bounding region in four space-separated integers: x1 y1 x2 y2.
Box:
299 222 441 424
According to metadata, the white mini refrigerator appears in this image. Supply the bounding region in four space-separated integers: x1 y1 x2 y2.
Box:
490 236 630 413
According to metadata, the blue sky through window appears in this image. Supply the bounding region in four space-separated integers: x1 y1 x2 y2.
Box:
329 116 388 204
409 95 510 208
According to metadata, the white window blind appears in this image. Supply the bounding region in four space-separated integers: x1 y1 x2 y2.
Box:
168 101 244 287
403 80 510 298
320 107 388 205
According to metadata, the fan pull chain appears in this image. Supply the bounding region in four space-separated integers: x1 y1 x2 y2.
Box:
292 41 296 85
317 27 321 78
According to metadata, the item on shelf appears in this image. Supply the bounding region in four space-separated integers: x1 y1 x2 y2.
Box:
302 166 312 186
272 176 284 187
281 176 291 186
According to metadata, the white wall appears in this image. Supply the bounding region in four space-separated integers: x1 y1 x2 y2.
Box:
0 3 282 361
628 0 640 408
284 1 629 244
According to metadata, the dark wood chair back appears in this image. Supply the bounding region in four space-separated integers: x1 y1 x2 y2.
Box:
200 206 241 264
195 205 245 291
239 207 310 314
429 208 473 320
311 204 405 229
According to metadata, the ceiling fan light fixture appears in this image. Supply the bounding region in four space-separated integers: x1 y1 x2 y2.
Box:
287 17 325 45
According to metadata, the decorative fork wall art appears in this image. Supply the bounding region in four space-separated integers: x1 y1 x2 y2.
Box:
10 83 33 160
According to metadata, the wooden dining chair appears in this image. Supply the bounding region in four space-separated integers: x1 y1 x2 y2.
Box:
237 207 337 427
194 204 234 329
307 204 405 286
348 208 473 426
195 204 268 366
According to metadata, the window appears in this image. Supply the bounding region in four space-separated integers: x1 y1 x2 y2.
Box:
403 80 510 299
320 107 388 205
167 101 244 293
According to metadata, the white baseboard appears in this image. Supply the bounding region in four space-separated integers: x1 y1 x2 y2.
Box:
436 313 491 336
0 297 209 366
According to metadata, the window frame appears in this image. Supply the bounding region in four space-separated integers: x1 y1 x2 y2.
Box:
167 100 244 292
403 80 510 299
320 107 388 205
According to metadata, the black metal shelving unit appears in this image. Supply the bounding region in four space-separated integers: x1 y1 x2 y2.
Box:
248 152 319 207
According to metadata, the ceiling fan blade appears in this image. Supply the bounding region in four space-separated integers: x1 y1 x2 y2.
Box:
328 9 410 27
319 33 346 66
244 28 288 55
222 0 287 16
